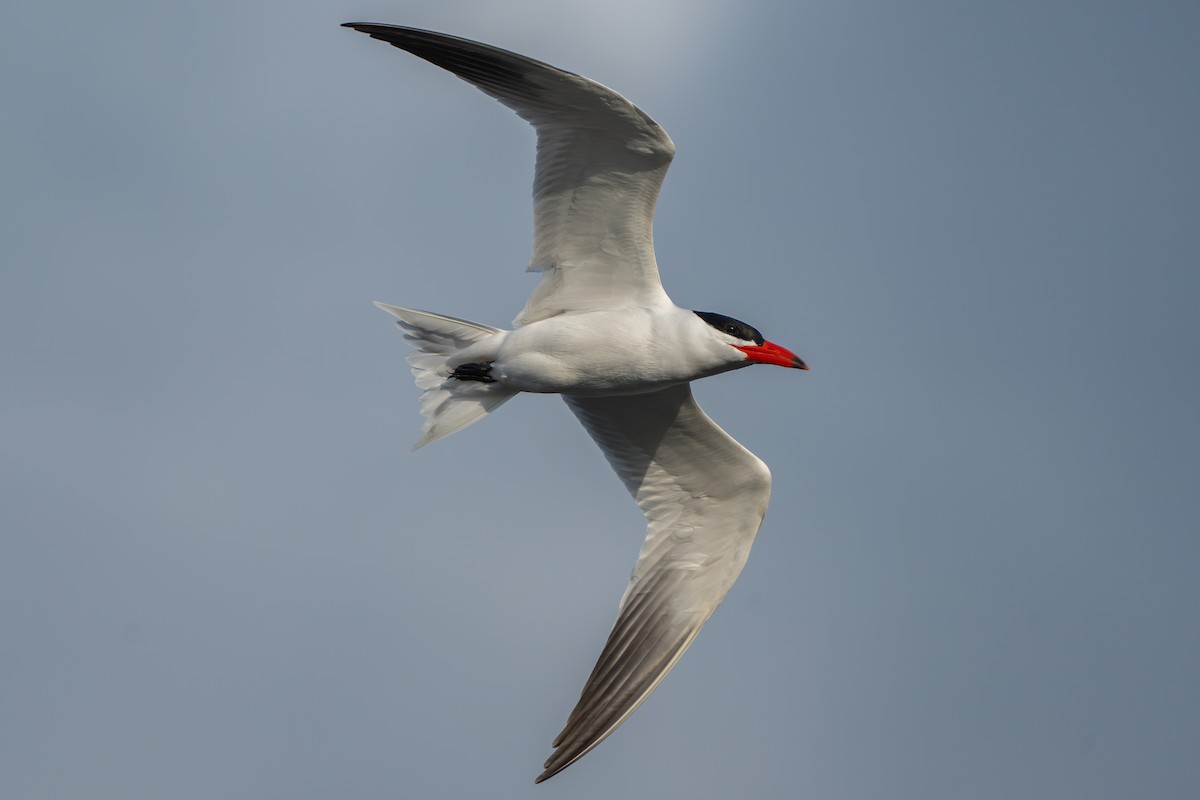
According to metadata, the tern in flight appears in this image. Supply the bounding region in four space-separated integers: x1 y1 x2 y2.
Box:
344 23 809 783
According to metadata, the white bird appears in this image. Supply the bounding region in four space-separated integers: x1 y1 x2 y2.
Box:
344 23 809 783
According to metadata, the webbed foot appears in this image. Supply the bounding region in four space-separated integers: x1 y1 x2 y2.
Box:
449 361 496 383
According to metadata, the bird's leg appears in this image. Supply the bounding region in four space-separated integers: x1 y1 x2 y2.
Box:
449 361 496 383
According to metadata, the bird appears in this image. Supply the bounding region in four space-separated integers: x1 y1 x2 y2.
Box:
343 23 809 783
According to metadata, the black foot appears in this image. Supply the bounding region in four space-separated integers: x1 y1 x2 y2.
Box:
449 361 496 383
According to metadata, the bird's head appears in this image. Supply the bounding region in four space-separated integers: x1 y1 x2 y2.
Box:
693 310 808 371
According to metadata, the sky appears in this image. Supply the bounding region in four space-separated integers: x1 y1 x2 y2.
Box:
3 1 1198 798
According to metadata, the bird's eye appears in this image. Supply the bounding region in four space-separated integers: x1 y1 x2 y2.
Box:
694 310 764 345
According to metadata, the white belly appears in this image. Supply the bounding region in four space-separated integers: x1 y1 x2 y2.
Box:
490 308 734 395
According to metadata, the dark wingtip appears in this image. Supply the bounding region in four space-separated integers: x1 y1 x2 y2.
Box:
342 22 395 37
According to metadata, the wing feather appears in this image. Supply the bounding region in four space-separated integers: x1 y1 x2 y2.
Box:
344 24 675 324
537 385 771 782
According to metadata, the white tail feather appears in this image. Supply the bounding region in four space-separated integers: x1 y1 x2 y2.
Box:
374 303 516 449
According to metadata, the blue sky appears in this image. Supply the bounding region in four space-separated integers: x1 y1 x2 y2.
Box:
3 1 1198 798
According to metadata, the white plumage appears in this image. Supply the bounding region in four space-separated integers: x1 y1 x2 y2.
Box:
346 23 807 783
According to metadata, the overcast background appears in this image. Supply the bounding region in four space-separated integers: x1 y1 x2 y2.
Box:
3 1 1198 798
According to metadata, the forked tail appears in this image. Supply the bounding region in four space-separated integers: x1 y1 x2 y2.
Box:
375 303 516 449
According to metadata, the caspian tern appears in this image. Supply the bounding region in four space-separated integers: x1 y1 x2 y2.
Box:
345 23 809 783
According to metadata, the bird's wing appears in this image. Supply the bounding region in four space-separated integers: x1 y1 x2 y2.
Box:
343 24 676 325
539 384 772 782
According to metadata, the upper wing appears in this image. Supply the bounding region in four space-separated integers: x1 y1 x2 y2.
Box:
539 384 772 782
344 24 676 325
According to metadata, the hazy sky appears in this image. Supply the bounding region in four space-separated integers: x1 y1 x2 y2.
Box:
3 1 1198 798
